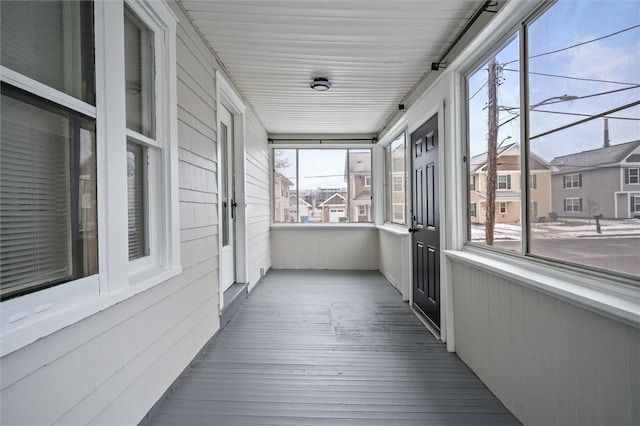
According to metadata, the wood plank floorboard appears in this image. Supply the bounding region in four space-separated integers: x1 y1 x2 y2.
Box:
148 270 520 425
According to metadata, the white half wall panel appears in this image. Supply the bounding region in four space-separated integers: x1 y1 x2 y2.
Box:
271 227 378 270
451 259 640 426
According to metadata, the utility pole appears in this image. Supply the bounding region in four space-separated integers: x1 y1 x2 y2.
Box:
485 56 499 245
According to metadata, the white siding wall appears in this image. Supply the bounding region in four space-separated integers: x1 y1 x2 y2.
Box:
0 2 270 424
377 229 410 301
271 228 378 270
245 109 271 290
451 260 640 425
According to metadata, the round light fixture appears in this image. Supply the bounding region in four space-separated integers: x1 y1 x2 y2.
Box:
309 77 332 91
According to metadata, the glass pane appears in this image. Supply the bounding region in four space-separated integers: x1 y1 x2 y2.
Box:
220 124 229 246
127 141 149 260
124 5 155 138
388 134 406 225
1 89 97 300
528 0 640 277
348 149 372 223
0 1 95 104
467 35 522 251
273 149 298 223
298 150 348 223
79 122 98 276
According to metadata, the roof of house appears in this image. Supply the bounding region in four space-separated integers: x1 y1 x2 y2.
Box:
550 140 640 170
318 193 346 207
470 142 553 173
289 194 311 207
274 171 294 186
469 143 518 173
353 190 371 201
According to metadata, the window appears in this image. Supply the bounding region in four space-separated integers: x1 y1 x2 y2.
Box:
1 1 179 349
564 198 582 212
470 203 477 217
466 0 639 278
467 33 521 250
1 87 98 300
1 1 97 301
563 174 581 189
392 176 404 192
631 196 640 213
392 204 405 222
499 202 507 214
364 176 372 187
497 175 511 189
272 148 372 223
626 168 639 184
385 133 407 225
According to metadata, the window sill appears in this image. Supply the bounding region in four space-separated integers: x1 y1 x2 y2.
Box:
444 248 640 329
270 223 376 230
377 223 410 236
0 265 182 357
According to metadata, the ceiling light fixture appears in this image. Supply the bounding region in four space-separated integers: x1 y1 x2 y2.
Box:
309 77 332 91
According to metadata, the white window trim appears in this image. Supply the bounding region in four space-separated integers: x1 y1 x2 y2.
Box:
628 168 639 184
564 197 581 212
380 128 408 227
0 0 180 357
270 144 374 225
499 202 507 214
564 173 581 189
443 0 640 351
364 176 372 187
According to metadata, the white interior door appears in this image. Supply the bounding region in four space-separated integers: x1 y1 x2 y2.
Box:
219 106 235 293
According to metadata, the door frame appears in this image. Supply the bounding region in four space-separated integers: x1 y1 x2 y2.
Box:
216 71 248 310
407 100 451 345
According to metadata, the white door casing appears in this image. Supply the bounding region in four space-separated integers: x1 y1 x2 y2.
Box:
216 71 248 311
219 105 235 293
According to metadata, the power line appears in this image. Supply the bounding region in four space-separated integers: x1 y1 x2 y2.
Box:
503 24 640 66
530 109 640 121
469 80 488 101
531 99 640 140
502 68 639 86
496 84 640 126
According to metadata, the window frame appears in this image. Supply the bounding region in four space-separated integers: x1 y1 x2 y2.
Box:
497 174 511 190
0 0 180 357
627 168 639 185
448 0 639 342
383 131 408 226
270 144 374 225
499 202 507 214
563 173 581 189
456 0 638 290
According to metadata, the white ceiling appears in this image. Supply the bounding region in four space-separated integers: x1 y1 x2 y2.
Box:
181 0 485 135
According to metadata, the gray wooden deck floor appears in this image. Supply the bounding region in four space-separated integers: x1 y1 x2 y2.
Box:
148 270 520 426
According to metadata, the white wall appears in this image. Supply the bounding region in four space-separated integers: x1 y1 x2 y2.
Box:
271 227 378 270
245 109 271 290
0 2 270 424
377 228 410 301
451 260 640 425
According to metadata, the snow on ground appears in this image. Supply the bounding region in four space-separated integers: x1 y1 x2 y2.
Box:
471 218 640 241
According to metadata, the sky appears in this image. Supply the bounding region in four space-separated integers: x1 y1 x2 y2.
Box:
468 0 640 161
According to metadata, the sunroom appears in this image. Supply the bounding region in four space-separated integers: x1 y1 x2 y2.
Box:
1 0 639 425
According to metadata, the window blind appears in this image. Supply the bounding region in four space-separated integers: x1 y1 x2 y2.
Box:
0 93 71 298
0 1 95 104
127 141 148 260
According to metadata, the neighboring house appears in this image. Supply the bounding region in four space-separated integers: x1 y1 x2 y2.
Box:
345 151 372 222
389 143 407 224
469 143 553 224
273 172 293 222
288 194 313 222
550 140 640 219
318 193 347 222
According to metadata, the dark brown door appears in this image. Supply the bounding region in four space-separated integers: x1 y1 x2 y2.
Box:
411 114 440 330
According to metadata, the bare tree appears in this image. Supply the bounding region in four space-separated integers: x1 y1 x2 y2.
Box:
274 150 290 174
